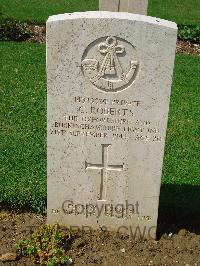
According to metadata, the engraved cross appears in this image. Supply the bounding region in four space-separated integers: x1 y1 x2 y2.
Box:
86 144 124 201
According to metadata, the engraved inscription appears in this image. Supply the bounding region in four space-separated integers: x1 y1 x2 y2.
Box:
86 144 124 201
50 95 162 142
82 36 139 92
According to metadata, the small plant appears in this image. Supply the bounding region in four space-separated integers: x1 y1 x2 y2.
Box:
16 224 72 265
178 25 200 44
0 17 32 41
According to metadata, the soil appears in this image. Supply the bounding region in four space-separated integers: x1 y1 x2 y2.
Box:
27 25 46 44
0 210 200 265
176 40 200 56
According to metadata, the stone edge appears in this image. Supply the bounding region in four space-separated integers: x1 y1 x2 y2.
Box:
47 11 177 30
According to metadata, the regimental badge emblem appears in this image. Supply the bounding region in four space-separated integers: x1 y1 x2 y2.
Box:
81 36 139 92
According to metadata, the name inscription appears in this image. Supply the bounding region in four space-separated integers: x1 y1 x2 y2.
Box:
50 96 162 142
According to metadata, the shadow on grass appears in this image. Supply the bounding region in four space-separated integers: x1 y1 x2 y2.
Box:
157 184 200 237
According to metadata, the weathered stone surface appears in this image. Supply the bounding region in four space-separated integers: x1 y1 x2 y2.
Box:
99 0 119 12
47 12 177 239
99 0 148 15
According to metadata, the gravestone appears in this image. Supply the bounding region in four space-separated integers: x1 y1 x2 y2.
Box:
47 12 177 239
99 0 148 15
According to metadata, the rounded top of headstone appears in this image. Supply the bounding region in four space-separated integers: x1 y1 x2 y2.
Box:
47 11 177 30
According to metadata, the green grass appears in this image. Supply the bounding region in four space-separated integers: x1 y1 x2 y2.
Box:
0 42 46 213
149 0 200 25
0 0 99 24
0 0 199 25
0 42 199 214
163 54 200 186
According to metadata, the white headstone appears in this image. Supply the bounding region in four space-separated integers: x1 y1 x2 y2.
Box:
47 12 177 239
99 0 148 15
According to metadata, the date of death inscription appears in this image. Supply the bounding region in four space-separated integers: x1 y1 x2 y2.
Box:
49 96 162 142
